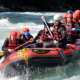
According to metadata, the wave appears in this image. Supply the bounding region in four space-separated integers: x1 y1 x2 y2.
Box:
63 75 80 80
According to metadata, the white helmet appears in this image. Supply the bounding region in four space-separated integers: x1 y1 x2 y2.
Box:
53 14 62 20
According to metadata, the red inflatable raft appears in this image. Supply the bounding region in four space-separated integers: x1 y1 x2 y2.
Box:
0 39 80 77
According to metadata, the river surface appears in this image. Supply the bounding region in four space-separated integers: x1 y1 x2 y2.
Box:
0 12 80 80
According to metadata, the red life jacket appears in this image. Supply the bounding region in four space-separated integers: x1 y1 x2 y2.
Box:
66 22 76 36
6 37 21 50
53 23 66 41
38 30 50 41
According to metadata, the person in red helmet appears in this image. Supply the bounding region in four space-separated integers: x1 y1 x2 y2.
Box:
2 31 25 57
66 14 80 43
73 14 80 38
62 13 67 25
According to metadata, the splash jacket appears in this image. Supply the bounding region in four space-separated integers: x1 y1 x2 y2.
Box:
2 37 25 52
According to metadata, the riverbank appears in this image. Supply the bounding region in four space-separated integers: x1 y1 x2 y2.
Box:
0 0 79 12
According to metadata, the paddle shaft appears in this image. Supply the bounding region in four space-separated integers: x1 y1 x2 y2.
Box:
44 19 67 64
67 28 80 31
23 37 48 48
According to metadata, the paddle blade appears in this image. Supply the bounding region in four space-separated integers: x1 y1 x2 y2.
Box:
58 49 67 64
0 52 3 56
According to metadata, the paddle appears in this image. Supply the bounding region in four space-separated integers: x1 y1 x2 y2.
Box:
16 34 21 39
67 28 80 31
23 37 48 48
23 42 39 48
43 18 67 64
0 40 31 59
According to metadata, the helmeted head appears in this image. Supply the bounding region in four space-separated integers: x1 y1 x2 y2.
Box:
62 13 67 23
44 25 48 32
24 32 30 36
74 10 80 18
23 32 30 39
10 31 17 41
74 10 80 15
23 28 29 32
53 14 61 26
62 13 67 19
67 14 73 23
67 10 73 14
73 14 79 19
73 14 79 22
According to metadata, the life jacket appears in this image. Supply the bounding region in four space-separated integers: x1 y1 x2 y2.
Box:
53 23 66 41
38 30 50 41
66 22 76 36
5 37 21 50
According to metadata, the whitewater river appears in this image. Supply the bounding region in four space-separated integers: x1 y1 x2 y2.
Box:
0 12 80 80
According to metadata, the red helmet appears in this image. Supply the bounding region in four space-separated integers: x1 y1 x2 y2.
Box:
67 14 73 18
62 13 67 18
23 28 29 32
73 14 79 19
11 31 17 37
74 10 80 15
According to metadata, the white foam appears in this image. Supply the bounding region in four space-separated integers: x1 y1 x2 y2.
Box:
19 12 65 16
63 75 80 80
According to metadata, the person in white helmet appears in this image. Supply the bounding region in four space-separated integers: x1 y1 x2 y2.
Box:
41 14 67 48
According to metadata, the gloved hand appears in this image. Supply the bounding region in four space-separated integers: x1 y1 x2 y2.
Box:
39 40 44 43
30 38 34 43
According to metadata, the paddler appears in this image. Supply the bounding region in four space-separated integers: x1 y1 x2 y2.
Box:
66 14 80 43
23 32 33 42
33 25 52 47
2 31 25 57
41 14 67 48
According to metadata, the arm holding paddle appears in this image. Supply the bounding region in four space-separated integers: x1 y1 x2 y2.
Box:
41 15 67 64
41 16 54 27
